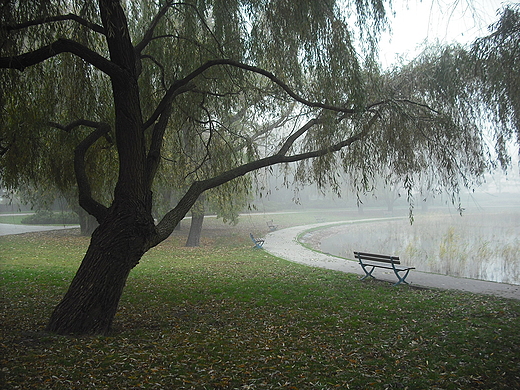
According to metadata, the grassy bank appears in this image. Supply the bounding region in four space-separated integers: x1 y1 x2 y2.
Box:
0 214 29 224
1 217 520 389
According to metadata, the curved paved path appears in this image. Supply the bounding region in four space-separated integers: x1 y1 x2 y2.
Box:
262 222 520 301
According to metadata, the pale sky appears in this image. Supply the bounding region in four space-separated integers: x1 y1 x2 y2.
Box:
380 0 508 67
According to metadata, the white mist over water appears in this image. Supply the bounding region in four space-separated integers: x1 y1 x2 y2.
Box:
319 210 520 285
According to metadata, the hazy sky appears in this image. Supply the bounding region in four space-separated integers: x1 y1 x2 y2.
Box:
380 0 507 67
378 1 519 183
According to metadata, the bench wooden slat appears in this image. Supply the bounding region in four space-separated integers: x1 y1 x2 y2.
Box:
354 251 400 264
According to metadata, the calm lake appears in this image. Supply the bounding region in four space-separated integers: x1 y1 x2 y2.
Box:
319 210 520 285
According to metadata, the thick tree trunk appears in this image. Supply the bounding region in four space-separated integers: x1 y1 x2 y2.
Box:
46 0 189 336
185 212 204 247
46 204 153 335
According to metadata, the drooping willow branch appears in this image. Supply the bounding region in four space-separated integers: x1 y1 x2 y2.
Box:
143 58 359 132
150 110 381 246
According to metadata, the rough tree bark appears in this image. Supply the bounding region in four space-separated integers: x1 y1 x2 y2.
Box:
185 195 205 247
186 212 205 247
46 203 154 335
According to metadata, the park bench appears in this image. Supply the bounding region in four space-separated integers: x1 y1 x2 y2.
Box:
250 233 265 249
354 251 415 286
266 220 278 231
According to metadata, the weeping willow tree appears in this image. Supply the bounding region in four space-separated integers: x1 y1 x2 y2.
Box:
0 1 517 335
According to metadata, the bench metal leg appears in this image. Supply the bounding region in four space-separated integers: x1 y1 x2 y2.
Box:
360 264 376 280
252 240 265 249
392 269 411 286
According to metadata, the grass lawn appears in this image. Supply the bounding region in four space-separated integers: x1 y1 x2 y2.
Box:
1 214 519 389
0 214 76 226
0 214 29 224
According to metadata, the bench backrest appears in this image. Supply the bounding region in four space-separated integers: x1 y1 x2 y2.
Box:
354 251 400 264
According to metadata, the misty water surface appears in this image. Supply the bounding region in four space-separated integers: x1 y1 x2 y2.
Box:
319 211 520 285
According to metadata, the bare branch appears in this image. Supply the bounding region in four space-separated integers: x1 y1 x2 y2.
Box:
281 113 379 162
140 54 167 90
50 120 110 222
143 79 196 131
186 103 213 177
2 13 105 35
135 1 175 54
276 116 325 156
163 2 227 58
145 103 173 188
0 38 121 77
393 99 442 115
49 119 109 133
152 181 205 246
134 1 225 59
